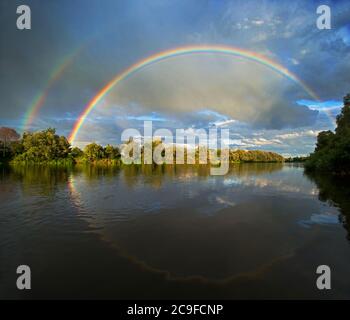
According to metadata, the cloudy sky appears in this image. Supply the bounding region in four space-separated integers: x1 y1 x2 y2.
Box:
1 0 349 156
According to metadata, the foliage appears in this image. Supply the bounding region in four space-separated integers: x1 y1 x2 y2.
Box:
83 143 105 161
229 149 284 163
305 93 350 174
70 146 84 159
104 144 120 160
12 128 71 163
1 128 284 166
285 156 308 163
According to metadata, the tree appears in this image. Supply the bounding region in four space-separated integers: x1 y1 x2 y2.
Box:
0 127 20 157
84 143 104 161
306 92 350 173
228 149 284 163
335 93 350 136
104 144 120 159
71 147 84 159
315 130 335 152
14 128 71 162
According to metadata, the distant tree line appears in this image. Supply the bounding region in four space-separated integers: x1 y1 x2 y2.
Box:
229 149 284 162
0 128 122 165
305 93 350 174
285 156 308 163
0 127 285 165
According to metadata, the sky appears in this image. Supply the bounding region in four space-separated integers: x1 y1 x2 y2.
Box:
1 0 350 156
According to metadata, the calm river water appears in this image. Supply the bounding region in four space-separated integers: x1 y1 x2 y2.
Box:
0 163 349 299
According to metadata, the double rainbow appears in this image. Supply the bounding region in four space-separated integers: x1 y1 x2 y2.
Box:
68 45 320 143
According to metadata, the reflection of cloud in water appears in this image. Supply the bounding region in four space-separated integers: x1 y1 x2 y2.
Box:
215 196 236 207
69 165 319 218
224 175 319 198
223 177 241 186
299 213 340 229
198 195 236 214
65 165 347 284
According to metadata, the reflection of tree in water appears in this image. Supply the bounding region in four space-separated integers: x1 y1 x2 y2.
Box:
305 172 350 241
120 163 284 189
9 165 72 196
5 162 285 195
229 162 284 176
75 164 121 181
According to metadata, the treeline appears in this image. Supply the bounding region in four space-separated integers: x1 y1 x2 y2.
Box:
0 128 121 165
285 156 308 163
305 93 350 174
0 127 284 165
229 149 284 162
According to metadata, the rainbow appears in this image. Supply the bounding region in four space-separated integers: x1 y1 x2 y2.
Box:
22 47 83 131
69 45 321 143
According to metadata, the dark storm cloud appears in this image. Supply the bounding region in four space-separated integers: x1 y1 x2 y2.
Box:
251 102 319 129
1 0 213 123
195 0 350 99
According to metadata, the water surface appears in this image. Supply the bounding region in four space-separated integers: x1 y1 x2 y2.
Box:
1 163 349 299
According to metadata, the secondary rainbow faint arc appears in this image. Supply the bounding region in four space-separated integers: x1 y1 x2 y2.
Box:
68 45 320 144
22 47 83 131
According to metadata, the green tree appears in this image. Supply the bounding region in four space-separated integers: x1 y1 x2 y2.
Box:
14 128 70 162
315 130 335 152
306 92 350 174
104 144 120 159
335 93 350 136
84 143 104 161
70 146 84 159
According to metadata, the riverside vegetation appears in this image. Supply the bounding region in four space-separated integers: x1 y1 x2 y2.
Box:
305 93 350 174
0 128 285 166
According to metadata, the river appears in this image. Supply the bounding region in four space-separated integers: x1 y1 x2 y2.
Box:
0 163 349 299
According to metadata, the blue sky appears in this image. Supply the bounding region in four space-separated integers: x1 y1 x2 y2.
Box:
1 0 350 156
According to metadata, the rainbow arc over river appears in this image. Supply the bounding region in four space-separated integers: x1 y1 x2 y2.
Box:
68 45 321 144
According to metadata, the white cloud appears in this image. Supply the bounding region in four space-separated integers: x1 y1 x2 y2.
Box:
251 19 265 26
212 119 238 127
276 130 320 140
289 58 299 65
243 137 282 146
